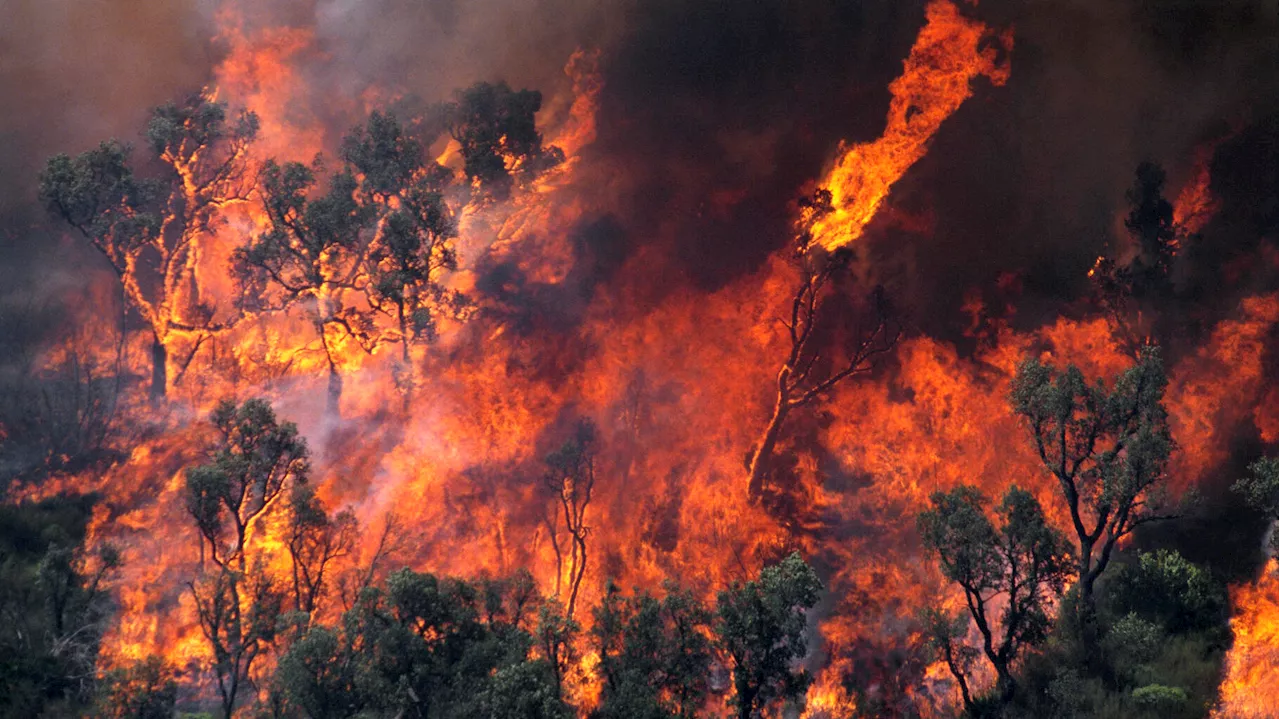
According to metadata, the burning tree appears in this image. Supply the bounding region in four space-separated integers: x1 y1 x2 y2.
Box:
343 112 471 389
1090 162 1184 349
747 190 900 501
183 398 309 718
237 90 559 415
918 485 1072 712
1010 346 1176 646
541 419 597 621
188 562 284 719
286 484 357 618
40 92 259 402
233 160 377 416
444 82 565 201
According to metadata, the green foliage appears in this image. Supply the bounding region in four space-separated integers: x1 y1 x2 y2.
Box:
96 656 177 719
1010 346 1173 634
340 110 427 200
0 494 116 717
274 568 560 719
344 112 470 352
1233 456 1279 516
183 398 309 718
39 141 158 261
1011 557 1227 719
1101 613 1163 685
445 82 564 199
918 484 1072 711
1107 550 1226 634
272 625 355 719
715 552 822 719
1130 684 1187 709
466 661 572 719
235 159 374 313
41 92 261 400
185 398 310 570
593 581 713 719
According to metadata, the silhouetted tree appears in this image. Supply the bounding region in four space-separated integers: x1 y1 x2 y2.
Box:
715 552 822 719
286 484 357 618
535 599 578 701
747 190 899 501
1011 346 1175 647
445 82 564 200
921 607 980 714
1122 162 1178 293
593 581 713 719
233 161 377 415
185 398 310 572
918 485 1072 711
41 92 259 400
1089 162 1182 349
542 420 597 620
189 559 284 719
183 398 308 718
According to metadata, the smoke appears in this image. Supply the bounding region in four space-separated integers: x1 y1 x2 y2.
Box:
3 0 1273 314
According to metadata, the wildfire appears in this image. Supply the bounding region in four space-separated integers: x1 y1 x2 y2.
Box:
1173 147 1218 239
1213 560 1279 719
10 0 1275 716
808 0 1012 251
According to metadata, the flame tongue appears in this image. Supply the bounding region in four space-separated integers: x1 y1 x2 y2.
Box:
1213 559 1280 719
810 0 1012 252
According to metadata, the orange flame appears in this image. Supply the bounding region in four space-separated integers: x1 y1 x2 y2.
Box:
1212 560 1279 719
809 0 1012 251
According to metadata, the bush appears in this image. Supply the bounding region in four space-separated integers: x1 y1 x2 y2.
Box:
96 657 177 719
1107 550 1226 633
1131 684 1187 709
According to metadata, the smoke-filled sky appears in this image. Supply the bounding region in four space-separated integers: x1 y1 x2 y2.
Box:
1 0 1275 343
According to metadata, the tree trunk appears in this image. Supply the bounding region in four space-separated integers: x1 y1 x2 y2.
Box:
399 306 413 411
150 334 167 403
326 363 342 418
995 663 1017 706
1076 569 1100 656
318 315 342 418
747 393 789 501
736 682 756 719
